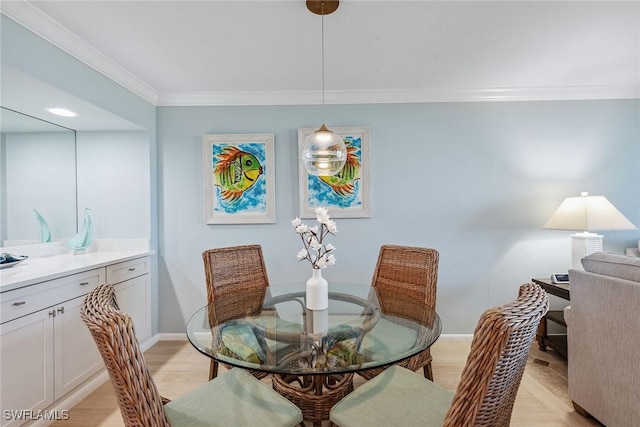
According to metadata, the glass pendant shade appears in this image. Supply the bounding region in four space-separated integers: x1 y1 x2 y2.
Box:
301 124 347 176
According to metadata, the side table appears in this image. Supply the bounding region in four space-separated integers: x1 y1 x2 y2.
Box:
531 278 570 358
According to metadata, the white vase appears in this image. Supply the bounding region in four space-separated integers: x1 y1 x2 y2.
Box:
306 268 328 310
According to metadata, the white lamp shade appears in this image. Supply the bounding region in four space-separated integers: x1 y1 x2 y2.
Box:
543 194 637 231
301 124 347 176
543 193 637 270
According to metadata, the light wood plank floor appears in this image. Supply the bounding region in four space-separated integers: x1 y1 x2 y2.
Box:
52 339 603 427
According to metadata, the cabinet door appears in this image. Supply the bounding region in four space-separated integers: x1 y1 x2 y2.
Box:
53 297 103 399
114 274 151 343
1 309 54 427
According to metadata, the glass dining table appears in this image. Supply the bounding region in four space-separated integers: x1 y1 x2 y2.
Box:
186 282 442 426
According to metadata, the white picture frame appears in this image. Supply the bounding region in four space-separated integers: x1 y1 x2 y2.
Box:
203 133 275 224
298 126 371 219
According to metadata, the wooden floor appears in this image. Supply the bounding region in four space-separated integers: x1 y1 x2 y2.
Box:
52 339 603 427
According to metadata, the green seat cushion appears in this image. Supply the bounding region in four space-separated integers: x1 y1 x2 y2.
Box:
219 322 266 363
356 318 419 360
253 315 304 336
165 368 303 426
253 315 304 354
330 365 454 427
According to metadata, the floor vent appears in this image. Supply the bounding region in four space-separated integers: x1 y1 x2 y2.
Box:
532 358 550 366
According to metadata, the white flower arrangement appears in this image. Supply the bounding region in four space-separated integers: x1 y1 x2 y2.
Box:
291 207 337 269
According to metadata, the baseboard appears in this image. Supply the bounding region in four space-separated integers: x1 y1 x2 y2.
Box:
438 334 473 342
140 333 160 351
158 332 188 341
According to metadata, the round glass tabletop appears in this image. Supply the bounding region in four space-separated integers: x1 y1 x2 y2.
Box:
186 282 441 375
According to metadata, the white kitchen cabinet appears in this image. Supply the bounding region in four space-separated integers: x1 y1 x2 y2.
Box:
107 256 151 345
0 252 152 426
0 268 103 427
53 295 103 399
0 308 54 427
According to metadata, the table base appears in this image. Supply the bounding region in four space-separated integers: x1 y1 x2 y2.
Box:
272 372 354 426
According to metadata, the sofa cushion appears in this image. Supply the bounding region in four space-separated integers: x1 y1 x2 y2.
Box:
581 252 640 282
626 247 640 257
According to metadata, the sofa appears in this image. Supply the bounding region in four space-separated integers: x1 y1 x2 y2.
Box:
566 251 640 426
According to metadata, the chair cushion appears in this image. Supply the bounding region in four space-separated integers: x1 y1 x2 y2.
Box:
253 315 304 354
219 322 266 363
253 315 304 335
165 368 302 427
358 318 418 360
330 365 453 427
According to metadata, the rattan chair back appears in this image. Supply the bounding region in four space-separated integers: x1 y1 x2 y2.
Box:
202 244 270 379
203 244 269 304
371 245 439 310
81 284 169 426
443 282 549 426
361 245 439 379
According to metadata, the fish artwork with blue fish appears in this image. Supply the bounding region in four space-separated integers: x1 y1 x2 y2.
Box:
318 139 360 196
214 146 263 202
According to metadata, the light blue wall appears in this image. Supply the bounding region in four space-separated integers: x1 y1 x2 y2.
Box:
76 131 151 239
157 101 640 333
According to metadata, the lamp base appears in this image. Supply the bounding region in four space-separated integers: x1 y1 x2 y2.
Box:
570 232 603 270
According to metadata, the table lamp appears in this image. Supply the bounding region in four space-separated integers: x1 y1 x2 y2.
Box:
543 192 637 269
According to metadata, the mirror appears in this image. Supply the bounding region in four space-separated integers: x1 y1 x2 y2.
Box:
0 107 77 246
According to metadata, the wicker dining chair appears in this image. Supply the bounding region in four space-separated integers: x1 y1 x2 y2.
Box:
202 244 271 380
358 245 439 381
81 284 303 427
330 282 549 427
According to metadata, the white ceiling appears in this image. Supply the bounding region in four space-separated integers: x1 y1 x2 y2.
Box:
2 0 640 107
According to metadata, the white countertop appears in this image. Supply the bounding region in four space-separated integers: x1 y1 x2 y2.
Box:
0 250 152 293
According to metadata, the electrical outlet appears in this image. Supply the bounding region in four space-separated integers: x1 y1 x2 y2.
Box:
39 243 60 257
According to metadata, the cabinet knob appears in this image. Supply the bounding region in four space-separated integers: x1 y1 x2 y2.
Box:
49 310 56 317
12 301 26 306
128 267 136 271
79 282 89 286
57 307 65 314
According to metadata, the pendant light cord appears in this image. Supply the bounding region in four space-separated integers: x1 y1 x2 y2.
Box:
321 2 325 106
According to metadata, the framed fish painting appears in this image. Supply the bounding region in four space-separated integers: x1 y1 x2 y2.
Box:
298 126 371 219
202 133 275 224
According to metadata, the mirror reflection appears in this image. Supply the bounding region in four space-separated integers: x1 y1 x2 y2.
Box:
1 107 77 247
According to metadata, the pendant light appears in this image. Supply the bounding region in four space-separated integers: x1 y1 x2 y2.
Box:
301 0 347 176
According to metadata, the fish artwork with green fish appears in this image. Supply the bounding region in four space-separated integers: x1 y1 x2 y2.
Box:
309 136 362 208
212 143 267 214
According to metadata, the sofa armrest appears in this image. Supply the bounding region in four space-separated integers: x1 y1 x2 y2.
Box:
566 268 640 425
562 305 571 327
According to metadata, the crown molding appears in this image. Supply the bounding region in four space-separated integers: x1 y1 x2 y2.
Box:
157 90 323 107
3 2 637 108
1 1 159 105
158 85 640 106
